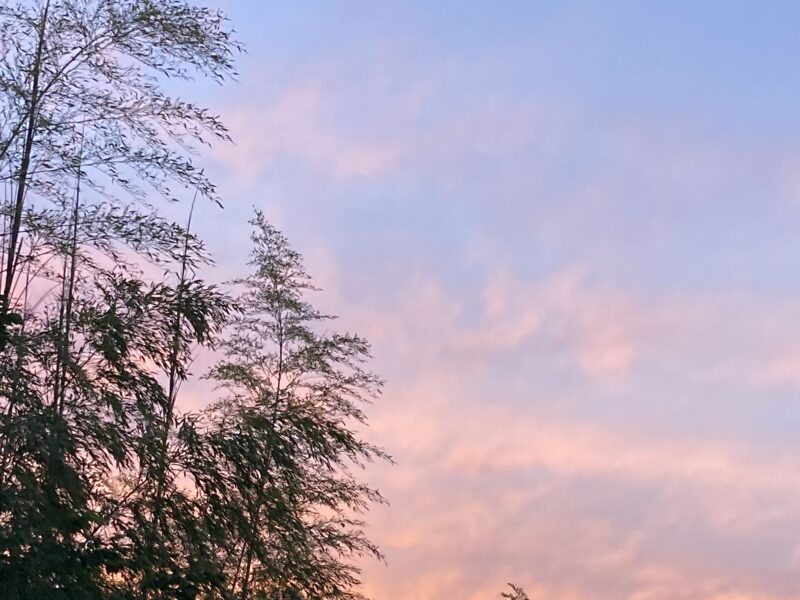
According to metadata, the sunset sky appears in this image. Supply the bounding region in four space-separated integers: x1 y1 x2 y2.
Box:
185 2 800 598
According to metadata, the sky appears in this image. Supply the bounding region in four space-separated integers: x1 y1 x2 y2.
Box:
182 2 800 598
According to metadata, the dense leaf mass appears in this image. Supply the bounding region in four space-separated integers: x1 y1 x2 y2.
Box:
200 212 389 599
0 2 390 600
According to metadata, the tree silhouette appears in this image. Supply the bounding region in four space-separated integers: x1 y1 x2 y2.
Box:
502 583 531 600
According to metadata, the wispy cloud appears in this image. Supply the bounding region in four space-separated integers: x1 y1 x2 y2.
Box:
196 4 800 597
215 81 402 183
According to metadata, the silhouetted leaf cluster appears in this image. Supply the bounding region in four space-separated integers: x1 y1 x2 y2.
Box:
0 3 390 600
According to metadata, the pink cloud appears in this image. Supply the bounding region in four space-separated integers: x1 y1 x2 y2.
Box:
215 82 402 183
327 268 800 600
422 266 639 381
